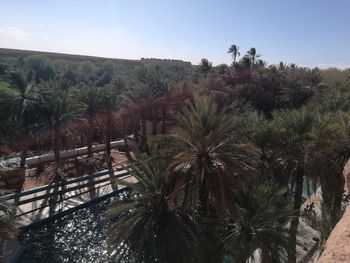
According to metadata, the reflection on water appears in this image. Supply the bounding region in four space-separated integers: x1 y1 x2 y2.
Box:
18 191 129 263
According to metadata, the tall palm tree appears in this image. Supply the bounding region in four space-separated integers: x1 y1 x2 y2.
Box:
243 113 286 185
41 80 70 178
100 85 121 190
228 44 240 64
275 108 350 262
70 83 101 161
246 47 261 67
168 96 257 212
70 83 101 199
274 109 314 263
122 84 151 140
221 179 294 263
306 112 349 215
107 156 209 263
199 58 212 77
38 80 72 215
0 69 42 169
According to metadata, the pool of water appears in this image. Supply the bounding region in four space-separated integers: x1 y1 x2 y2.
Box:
18 190 129 263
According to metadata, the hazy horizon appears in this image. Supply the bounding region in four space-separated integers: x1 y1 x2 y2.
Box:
1 0 350 68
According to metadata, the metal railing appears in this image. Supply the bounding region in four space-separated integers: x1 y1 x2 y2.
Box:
0 165 133 225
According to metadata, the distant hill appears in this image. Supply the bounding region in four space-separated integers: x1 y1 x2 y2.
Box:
0 48 192 68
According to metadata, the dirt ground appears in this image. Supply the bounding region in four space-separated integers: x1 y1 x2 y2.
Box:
23 150 128 190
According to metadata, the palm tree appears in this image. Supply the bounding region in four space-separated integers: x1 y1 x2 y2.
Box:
70 83 101 162
70 83 101 199
274 109 314 263
122 83 155 140
228 44 240 64
306 112 349 215
107 156 209 263
100 85 121 190
122 68 170 142
0 69 42 169
221 179 294 263
41 80 70 178
246 47 261 67
199 58 212 77
308 67 324 91
168 96 257 212
243 113 286 185
274 108 350 262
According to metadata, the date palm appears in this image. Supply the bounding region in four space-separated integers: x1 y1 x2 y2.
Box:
246 47 261 67
221 179 294 263
274 109 314 263
0 69 42 168
306 113 349 214
41 80 71 178
70 83 101 199
70 83 101 161
228 44 240 64
169 96 257 212
276 108 350 262
100 85 121 189
242 113 285 185
107 156 209 263
122 82 156 139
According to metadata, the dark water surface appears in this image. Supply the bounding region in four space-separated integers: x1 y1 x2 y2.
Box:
18 192 128 263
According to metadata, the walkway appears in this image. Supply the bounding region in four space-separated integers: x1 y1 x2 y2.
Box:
2 164 136 228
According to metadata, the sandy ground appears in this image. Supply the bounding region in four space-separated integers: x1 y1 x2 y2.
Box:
23 149 128 190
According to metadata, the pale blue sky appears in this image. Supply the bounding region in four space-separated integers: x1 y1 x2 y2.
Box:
1 0 349 68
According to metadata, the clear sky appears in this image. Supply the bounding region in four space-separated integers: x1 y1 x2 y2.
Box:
1 0 349 68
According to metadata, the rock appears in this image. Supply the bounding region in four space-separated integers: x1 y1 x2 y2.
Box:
318 207 350 263
343 159 350 191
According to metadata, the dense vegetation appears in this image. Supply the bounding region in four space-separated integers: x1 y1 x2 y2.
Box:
1 46 350 262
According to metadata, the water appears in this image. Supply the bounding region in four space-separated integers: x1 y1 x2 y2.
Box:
18 191 129 263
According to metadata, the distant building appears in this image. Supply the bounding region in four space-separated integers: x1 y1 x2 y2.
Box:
140 57 192 68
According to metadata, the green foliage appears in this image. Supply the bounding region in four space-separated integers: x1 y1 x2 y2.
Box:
77 61 96 82
169 96 257 210
26 55 55 82
69 83 101 117
1 46 350 263
199 58 212 76
221 179 294 263
107 157 209 263
228 44 240 63
0 69 43 133
40 80 71 124
0 193 17 241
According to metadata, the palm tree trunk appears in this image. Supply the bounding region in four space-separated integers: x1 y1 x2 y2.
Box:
288 167 304 263
87 115 96 200
106 112 117 191
19 149 27 168
133 121 139 143
87 115 94 159
53 121 61 178
141 118 147 137
50 120 65 215
152 111 158 135
106 113 112 160
122 114 133 161
161 109 166 134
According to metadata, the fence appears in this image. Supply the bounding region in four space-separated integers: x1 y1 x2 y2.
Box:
1 165 133 227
